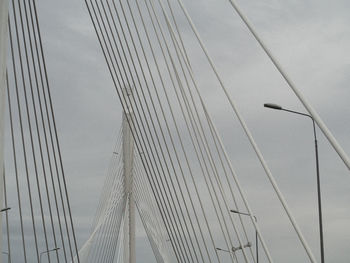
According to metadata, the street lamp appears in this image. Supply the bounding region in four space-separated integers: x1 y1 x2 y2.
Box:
216 242 252 253
264 103 325 263
216 241 252 261
230 209 258 263
39 247 60 263
232 242 252 252
0 207 11 212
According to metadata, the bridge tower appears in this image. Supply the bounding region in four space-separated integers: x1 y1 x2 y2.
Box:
122 108 135 263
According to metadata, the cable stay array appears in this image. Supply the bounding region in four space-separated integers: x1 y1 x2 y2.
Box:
82 0 350 262
1 0 348 262
77 119 174 262
3 0 80 262
83 0 276 262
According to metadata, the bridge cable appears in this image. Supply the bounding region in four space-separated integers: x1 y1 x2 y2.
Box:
84 1 266 262
134 156 185 261
83 1 197 262
6 28 28 262
228 0 350 172
7 0 81 260
161 2 276 262
86 2 187 262
176 0 318 261
84 3 186 261
85 1 249 262
147 1 255 261
108 1 205 261
103 1 201 261
134 165 172 262
8 2 41 258
156 0 263 260
89 159 125 261
129 1 217 260
160 1 273 260
142 1 237 261
16 0 64 260
31 0 81 260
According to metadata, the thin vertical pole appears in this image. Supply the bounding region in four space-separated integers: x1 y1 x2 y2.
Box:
280 108 325 262
255 216 258 263
122 110 135 263
3 169 11 263
312 120 325 263
0 2 10 263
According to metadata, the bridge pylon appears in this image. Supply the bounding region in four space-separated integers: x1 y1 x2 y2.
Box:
122 108 135 263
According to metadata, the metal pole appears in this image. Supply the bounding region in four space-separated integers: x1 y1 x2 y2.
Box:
230 210 258 262
122 111 135 263
312 120 325 263
1 172 10 263
265 105 325 262
282 109 325 263
0 2 10 263
255 221 258 263
2 173 11 263
232 242 252 252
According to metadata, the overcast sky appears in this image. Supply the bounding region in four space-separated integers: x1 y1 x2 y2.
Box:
4 0 350 262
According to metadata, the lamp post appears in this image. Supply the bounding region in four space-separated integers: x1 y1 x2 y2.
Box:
216 242 252 255
232 242 252 252
230 209 258 263
39 247 60 263
264 103 325 263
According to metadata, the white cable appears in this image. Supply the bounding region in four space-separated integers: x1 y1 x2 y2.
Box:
157 1 259 260
78 141 126 262
145 1 243 261
135 200 165 263
116 214 125 263
92 128 123 229
134 178 170 263
176 0 320 261
157 0 271 261
166 17 257 262
134 158 175 261
132 1 218 261
228 0 350 172
118 2 210 261
134 157 174 257
76 193 126 262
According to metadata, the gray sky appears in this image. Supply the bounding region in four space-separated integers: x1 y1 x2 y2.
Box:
4 0 350 262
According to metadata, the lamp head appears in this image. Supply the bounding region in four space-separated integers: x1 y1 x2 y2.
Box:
264 103 283 110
